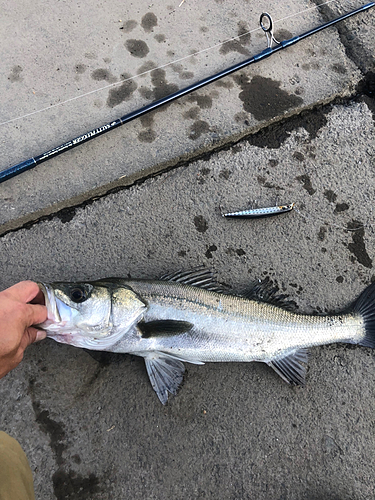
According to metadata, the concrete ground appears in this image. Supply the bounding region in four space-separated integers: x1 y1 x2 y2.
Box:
0 0 375 499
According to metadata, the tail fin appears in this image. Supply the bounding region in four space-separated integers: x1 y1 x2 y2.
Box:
353 282 375 348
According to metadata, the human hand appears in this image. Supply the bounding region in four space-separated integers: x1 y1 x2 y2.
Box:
0 281 47 379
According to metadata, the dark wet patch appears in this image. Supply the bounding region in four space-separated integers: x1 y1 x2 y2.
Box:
215 80 234 89
125 39 150 58
178 250 187 257
275 29 293 41
321 247 327 253
8 65 23 82
107 73 137 107
139 87 153 100
194 215 208 233
331 63 347 75
91 69 117 83
183 107 200 120
219 169 232 180
137 61 157 75
141 12 158 32
122 20 137 32
154 34 166 43
171 64 194 80
257 175 283 190
205 244 217 259
234 74 303 121
336 276 344 283
186 94 212 109
246 107 328 149
347 220 372 269
324 189 337 203
236 248 246 256
56 208 77 224
52 469 102 500
150 68 179 100
269 159 278 167
296 174 316 195
334 203 349 213
200 26 209 33
318 226 327 241
75 64 87 74
220 21 251 55
189 120 211 140
138 129 157 143
293 151 305 162
72 455 82 465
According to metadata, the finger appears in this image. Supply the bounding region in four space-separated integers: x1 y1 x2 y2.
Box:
29 288 46 305
19 327 46 351
24 303 48 327
3 281 42 304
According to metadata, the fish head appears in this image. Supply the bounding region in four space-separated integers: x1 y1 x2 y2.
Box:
37 281 146 349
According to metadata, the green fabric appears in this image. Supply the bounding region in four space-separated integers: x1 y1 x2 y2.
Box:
0 432 35 500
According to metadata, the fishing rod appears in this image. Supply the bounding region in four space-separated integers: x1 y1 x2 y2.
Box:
1 2 374 184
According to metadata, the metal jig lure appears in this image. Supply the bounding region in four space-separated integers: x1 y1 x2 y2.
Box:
222 203 295 219
1 2 374 183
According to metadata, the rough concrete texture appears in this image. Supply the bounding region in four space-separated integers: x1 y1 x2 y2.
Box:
1 0 372 233
0 99 375 499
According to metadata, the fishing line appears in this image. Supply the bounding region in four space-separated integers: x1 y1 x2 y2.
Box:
0 0 341 127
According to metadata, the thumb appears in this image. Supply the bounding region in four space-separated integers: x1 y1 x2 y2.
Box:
19 327 47 351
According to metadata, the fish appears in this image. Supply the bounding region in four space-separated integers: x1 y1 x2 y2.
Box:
37 268 375 404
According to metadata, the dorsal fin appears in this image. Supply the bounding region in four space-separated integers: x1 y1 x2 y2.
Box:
160 267 227 293
244 277 297 311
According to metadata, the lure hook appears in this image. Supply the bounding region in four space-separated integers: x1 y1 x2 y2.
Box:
260 12 280 48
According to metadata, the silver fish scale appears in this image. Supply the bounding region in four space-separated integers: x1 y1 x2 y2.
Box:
121 280 366 363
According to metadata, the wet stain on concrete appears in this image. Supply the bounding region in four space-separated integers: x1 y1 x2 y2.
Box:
324 189 337 203
141 12 158 32
257 175 283 190
234 74 303 121
125 39 150 58
149 68 179 100
137 61 157 75
178 250 187 257
171 63 194 80
154 34 166 43
269 159 278 167
246 107 328 148
219 169 232 180
318 226 327 241
107 73 137 107
236 248 246 256
331 63 347 75
186 94 212 109
275 29 293 41
197 167 210 184
138 129 157 143
334 203 349 213
52 469 102 500
296 174 316 195
91 69 117 83
56 207 77 224
183 107 200 120
122 20 137 33
347 220 372 269
194 215 208 233
293 151 305 162
189 120 211 140
206 244 217 259
220 21 251 56
336 276 344 283
75 64 87 74
215 79 234 89
8 65 23 82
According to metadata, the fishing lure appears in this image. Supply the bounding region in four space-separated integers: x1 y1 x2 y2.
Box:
1 2 374 183
222 203 295 219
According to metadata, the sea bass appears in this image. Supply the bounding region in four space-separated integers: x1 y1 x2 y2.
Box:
37 268 375 404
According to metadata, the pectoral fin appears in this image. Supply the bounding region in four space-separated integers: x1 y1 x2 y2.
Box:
267 348 308 385
143 352 186 405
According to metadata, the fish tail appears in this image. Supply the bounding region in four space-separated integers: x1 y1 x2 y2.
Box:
353 282 375 348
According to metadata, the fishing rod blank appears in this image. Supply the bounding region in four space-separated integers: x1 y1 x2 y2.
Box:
1 2 374 184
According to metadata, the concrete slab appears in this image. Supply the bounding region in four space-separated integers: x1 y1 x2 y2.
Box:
0 100 374 499
0 0 370 234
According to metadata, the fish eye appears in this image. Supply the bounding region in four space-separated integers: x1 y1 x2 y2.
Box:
70 286 88 303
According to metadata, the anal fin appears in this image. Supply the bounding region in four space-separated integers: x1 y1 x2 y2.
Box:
267 348 308 386
143 351 186 405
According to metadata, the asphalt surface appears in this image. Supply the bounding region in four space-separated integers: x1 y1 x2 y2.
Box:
0 0 375 499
